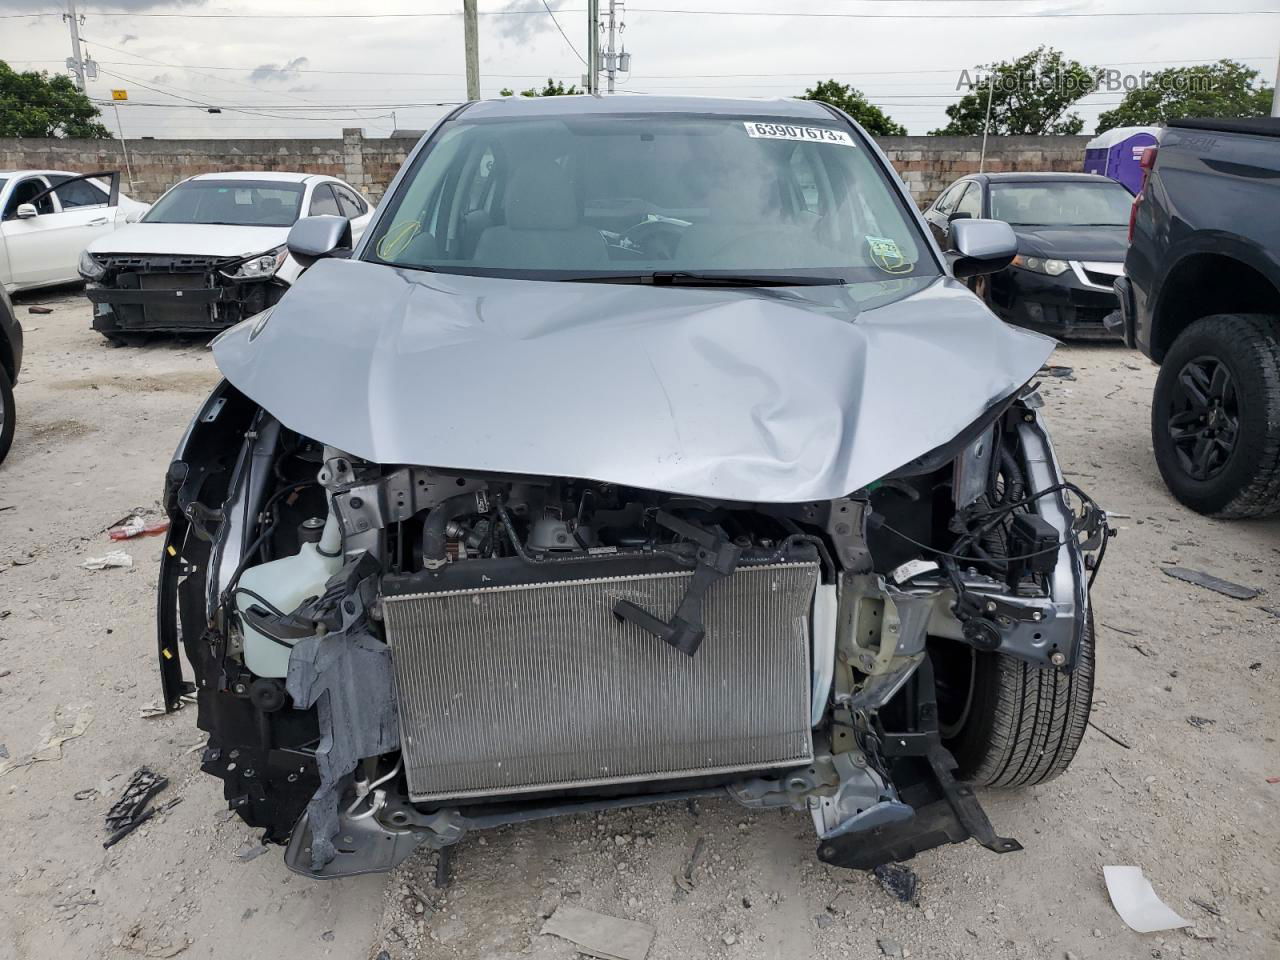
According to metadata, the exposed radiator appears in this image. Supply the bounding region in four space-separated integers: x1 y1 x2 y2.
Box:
383 561 818 802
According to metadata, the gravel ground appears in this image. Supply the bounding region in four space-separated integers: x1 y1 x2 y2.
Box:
1 290 1277 960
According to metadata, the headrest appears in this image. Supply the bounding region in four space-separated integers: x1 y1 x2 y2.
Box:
503 159 579 230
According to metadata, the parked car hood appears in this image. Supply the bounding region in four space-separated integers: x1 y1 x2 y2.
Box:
212 258 1055 502
1012 224 1128 262
85 222 291 259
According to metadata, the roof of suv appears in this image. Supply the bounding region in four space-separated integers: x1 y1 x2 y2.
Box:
463 95 837 121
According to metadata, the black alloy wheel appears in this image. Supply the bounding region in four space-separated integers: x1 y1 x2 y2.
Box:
1150 313 1280 518
1165 355 1239 481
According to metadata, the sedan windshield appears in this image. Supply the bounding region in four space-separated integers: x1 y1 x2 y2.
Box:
990 181 1133 227
366 113 936 283
144 180 305 227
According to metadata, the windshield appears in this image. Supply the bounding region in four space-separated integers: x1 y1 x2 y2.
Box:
990 181 1133 227
366 114 935 283
144 180 304 227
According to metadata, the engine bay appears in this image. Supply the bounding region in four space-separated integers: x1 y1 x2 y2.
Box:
157 383 1109 878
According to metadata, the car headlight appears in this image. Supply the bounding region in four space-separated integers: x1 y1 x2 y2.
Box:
78 249 105 280
1012 255 1069 277
222 246 288 280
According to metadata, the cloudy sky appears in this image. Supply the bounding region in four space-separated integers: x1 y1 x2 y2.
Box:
1 0 1276 139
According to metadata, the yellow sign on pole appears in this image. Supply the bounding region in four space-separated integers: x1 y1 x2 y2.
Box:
111 89 128 101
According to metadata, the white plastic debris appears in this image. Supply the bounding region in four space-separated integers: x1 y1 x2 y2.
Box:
81 550 133 570
1103 865 1191 933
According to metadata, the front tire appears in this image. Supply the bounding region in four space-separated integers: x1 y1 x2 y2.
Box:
943 611 1095 788
1151 313 1280 518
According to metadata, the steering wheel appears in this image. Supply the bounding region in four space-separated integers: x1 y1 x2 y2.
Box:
620 218 688 260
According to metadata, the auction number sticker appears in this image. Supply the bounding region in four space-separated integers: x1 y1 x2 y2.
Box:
743 121 853 145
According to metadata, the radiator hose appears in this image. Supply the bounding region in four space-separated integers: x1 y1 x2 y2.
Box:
422 490 488 570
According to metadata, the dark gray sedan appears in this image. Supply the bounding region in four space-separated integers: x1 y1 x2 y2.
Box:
924 172 1134 340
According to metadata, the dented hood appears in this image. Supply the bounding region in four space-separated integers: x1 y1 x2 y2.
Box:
212 258 1055 502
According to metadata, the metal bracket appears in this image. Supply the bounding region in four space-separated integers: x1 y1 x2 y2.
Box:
612 511 741 656
817 656 1021 870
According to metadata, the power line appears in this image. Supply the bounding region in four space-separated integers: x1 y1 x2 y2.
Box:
6 5 1278 18
631 6 1277 17
540 0 588 65
44 53 1271 82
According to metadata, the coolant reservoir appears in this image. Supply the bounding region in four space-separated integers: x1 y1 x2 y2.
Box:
237 510 343 678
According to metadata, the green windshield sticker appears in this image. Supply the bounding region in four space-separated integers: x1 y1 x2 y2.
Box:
867 235 912 275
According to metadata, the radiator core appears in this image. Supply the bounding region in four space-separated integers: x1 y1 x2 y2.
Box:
383 562 818 802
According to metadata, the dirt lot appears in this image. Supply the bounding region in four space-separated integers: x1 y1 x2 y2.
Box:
1 290 1277 960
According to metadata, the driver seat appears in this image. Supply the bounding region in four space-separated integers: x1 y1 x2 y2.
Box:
472 160 607 268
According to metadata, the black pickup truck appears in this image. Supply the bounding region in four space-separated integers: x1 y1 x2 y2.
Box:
1115 117 1280 518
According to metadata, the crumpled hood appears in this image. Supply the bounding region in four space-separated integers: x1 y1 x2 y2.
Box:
212 258 1055 502
86 222 291 258
1014 225 1128 262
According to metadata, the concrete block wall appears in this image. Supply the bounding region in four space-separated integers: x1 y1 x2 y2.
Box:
872 135 1091 206
1 131 1090 208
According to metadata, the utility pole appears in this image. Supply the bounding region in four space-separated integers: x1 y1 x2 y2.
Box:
978 71 995 173
463 0 479 101
586 0 600 95
64 0 87 91
605 0 617 94
599 1 630 95
1271 43 1279 117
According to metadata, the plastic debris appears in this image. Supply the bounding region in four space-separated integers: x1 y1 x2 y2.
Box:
81 550 133 570
873 862 919 903
1160 566 1261 600
541 905 656 960
0 703 94 776
236 841 271 862
1039 364 1076 380
1103 865 1190 933
1186 715 1215 728
108 516 170 541
106 767 169 833
105 796 181 849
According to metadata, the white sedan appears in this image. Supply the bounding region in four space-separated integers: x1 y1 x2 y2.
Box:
0 170 150 294
81 171 373 341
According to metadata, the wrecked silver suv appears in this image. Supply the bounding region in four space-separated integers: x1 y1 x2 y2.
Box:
156 96 1109 879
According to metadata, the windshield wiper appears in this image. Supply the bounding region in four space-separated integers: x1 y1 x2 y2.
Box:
562 271 844 287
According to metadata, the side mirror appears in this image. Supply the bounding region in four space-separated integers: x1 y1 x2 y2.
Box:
15 203 38 219
287 215 352 269
125 209 144 224
947 210 973 223
947 218 1017 280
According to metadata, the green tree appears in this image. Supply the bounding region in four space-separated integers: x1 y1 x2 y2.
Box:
1096 60 1273 133
930 47 1098 136
0 60 110 138
499 78 581 98
798 79 906 136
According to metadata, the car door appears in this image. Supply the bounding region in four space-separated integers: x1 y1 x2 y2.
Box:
0 175 61 288
44 175 119 280
2 175 119 288
331 182 373 243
